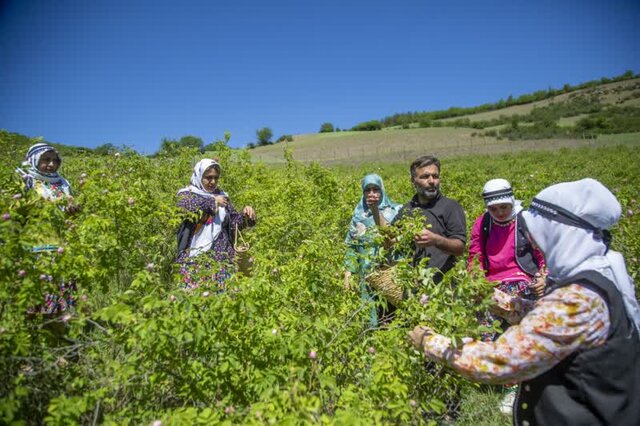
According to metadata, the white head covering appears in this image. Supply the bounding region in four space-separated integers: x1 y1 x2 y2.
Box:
177 159 228 257
482 178 522 220
520 178 640 331
177 158 222 198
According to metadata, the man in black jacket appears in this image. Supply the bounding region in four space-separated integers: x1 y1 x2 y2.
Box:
392 155 466 283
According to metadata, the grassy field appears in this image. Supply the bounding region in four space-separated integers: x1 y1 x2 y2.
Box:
250 127 640 165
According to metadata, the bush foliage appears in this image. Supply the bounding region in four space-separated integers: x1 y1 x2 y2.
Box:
1 130 639 424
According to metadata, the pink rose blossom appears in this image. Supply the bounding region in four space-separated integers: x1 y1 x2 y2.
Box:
309 350 317 360
420 294 429 306
57 247 65 254
18 270 27 278
409 399 417 407
368 346 376 355
152 421 162 426
2 213 10 221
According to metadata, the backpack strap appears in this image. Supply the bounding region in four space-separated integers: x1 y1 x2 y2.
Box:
481 211 491 271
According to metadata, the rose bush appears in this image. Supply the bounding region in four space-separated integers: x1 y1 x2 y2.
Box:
1 130 638 424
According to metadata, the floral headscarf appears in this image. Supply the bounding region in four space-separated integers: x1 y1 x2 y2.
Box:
16 142 71 197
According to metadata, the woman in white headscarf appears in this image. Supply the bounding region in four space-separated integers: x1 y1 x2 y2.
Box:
410 178 640 425
176 159 256 290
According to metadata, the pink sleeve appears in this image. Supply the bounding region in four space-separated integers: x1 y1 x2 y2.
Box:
467 215 485 271
533 248 545 271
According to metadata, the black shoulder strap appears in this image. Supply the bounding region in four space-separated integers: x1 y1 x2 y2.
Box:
481 211 491 271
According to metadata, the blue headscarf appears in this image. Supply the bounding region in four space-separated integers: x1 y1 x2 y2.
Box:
346 174 401 243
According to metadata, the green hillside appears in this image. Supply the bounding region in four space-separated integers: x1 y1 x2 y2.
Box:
251 77 640 164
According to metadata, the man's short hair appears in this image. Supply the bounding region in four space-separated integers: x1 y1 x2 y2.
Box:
410 155 440 178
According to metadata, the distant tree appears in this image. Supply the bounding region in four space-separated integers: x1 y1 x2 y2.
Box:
256 127 273 146
319 122 334 133
155 135 204 156
94 143 118 155
246 142 256 149
202 132 232 152
275 134 294 143
178 135 204 150
352 120 382 131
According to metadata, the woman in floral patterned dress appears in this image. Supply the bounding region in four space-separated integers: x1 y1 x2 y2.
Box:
410 178 640 425
176 159 256 290
344 174 401 326
16 143 77 316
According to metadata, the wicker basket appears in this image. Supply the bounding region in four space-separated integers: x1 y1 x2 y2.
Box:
366 265 403 306
234 224 252 276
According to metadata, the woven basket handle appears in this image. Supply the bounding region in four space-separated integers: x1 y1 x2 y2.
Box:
234 223 247 247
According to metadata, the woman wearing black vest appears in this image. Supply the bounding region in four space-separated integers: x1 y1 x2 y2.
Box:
410 178 640 425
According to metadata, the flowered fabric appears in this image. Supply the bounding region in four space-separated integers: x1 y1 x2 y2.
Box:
27 277 77 316
177 159 227 257
16 143 72 199
29 180 72 200
176 189 251 290
476 279 535 341
345 174 401 326
420 284 610 385
18 143 75 315
345 174 401 273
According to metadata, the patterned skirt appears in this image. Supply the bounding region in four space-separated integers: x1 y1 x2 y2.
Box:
479 280 536 341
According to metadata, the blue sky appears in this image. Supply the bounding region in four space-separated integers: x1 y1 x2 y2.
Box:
1 0 638 154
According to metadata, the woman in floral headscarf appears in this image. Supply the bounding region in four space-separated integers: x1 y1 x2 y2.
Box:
176 159 256 290
16 142 77 316
344 174 401 326
16 142 72 200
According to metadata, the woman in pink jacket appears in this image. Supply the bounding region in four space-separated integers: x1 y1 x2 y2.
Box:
468 179 546 339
